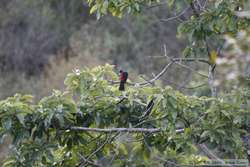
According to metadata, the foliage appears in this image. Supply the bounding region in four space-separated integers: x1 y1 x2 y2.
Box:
1 0 250 166
0 65 249 166
88 0 250 58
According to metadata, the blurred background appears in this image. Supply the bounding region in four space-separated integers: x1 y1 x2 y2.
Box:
0 0 187 101
0 0 249 163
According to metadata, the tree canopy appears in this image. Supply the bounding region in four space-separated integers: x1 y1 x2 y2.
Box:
0 65 249 166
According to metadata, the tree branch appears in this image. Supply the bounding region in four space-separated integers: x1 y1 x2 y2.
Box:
70 127 185 134
70 127 161 133
81 134 111 167
108 61 174 86
198 144 229 166
77 153 101 167
138 61 175 86
160 7 190 22
190 0 200 17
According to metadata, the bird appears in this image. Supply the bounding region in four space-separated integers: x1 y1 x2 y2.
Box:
208 50 218 72
209 50 218 65
119 70 128 91
139 98 155 120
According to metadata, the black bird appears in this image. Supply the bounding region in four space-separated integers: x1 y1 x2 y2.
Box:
139 98 155 120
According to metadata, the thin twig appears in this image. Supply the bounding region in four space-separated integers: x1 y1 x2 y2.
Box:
172 58 209 64
160 7 190 22
77 153 101 167
190 1 200 17
174 61 208 78
198 144 227 165
148 56 210 64
81 134 111 167
181 83 207 89
208 65 217 97
138 61 175 86
146 2 167 9
143 133 182 167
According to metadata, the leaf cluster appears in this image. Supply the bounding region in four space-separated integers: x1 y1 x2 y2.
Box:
0 64 249 166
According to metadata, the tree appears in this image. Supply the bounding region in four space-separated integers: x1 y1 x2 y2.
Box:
1 0 250 166
0 64 248 166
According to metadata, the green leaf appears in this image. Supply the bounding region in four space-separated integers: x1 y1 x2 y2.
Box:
200 130 209 139
55 114 65 127
167 0 175 8
118 143 128 155
184 128 191 135
2 118 12 130
90 4 98 14
2 159 15 167
16 114 25 126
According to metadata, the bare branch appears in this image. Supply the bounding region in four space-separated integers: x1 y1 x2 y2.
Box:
70 127 161 133
160 7 190 22
146 2 168 9
108 61 175 86
174 61 208 78
77 153 101 167
82 135 110 167
138 61 175 86
208 65 217 97
108 54 210 87
190 1 200 17
198 144 230 166
70 127 185 134
148 56 210 64
172 58 209 64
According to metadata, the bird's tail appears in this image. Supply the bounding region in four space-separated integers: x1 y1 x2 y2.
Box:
119 81 125 91
139 98 155 120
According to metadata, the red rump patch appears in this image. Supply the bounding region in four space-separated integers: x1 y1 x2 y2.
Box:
120 72 126 81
